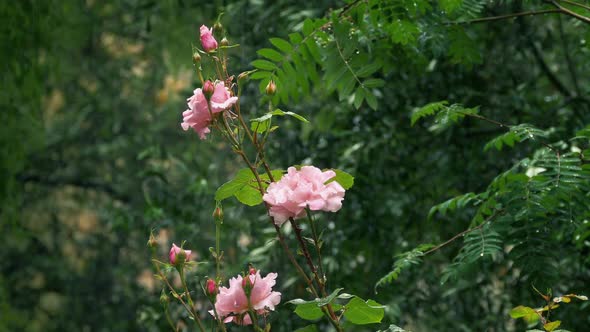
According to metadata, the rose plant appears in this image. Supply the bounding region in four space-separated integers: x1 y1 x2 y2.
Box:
149 21 384 332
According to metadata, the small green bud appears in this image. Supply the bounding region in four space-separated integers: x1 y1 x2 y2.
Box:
213 22 223 34
193 52 201 63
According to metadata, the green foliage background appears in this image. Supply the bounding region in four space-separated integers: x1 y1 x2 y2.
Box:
1 0 589 331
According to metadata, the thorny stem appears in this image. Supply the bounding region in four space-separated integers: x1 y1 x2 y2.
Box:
179 269 207 332
165 308 177 332
210 304 228 332
289 218 322 289
306 208 326 287
221 115 319 297
227 105 343 332
215 217 222 277
289 217 341 329
212 47 344 332
152 260 206 332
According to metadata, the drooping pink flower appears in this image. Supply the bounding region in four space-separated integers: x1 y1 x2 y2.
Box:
181 81 238 139
211 271 281 325
169 243 192 265
200 25 218 52
263 166 346 225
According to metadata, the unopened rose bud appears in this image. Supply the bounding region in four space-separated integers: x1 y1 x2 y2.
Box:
169 243 192 266
203 80 215 100
213 206 223 220
265 80 276 95
206 279 218 298
220 37 229 47
237 72 249 82
147 232 158 248
160 289 170 308
193 52 201 63
249 267 256 275
200 25 218 52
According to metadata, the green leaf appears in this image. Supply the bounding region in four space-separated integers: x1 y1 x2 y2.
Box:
509 305 540 324
249 71 272 80
215 180 248 201
388 20 420 45
215 168 282 205
439 0 463 13
257 48 283 62
250 109 309 134
363 78 385 88
377 325 409 332
234 185 263 206
325 169 354 189
294 303 324 321
251 59 277 71
544 321 561 332
411 101 448 126
269 37 293 53
343 297 384 325
317 288 343 306
353 88 365 109
449 28 482 66
356 63 381 78
294 325 319 332
365 90 378 110
375 245 434 291
302 18 315 36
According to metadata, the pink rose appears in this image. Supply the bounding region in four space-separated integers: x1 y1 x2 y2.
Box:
263 166 346 225
211 271 281 325
169 243 192 265
181 81 238 139
200 25 218 52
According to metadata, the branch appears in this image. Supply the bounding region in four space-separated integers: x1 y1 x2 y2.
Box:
557 15 581 96
446 9 562 25
550 0 590 23
423 210 503 256
527 38 573 98
559 0 590 11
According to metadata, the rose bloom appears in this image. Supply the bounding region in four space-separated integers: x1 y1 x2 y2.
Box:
169 243 192 265
263 166 345 225
181 81 237 139
200 25 218 52
212 271 281 325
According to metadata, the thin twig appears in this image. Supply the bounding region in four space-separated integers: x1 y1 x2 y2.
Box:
423 210 503 256
557 15 581 96
446 9 562 25
334 37 364 89
560 0 590 11
550 0 590 23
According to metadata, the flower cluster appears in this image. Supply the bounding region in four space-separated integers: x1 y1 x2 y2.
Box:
181 81 238 139
212 270 281 325
263 166 346 225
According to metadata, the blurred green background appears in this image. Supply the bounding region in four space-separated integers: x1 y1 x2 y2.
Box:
1 0 589 331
